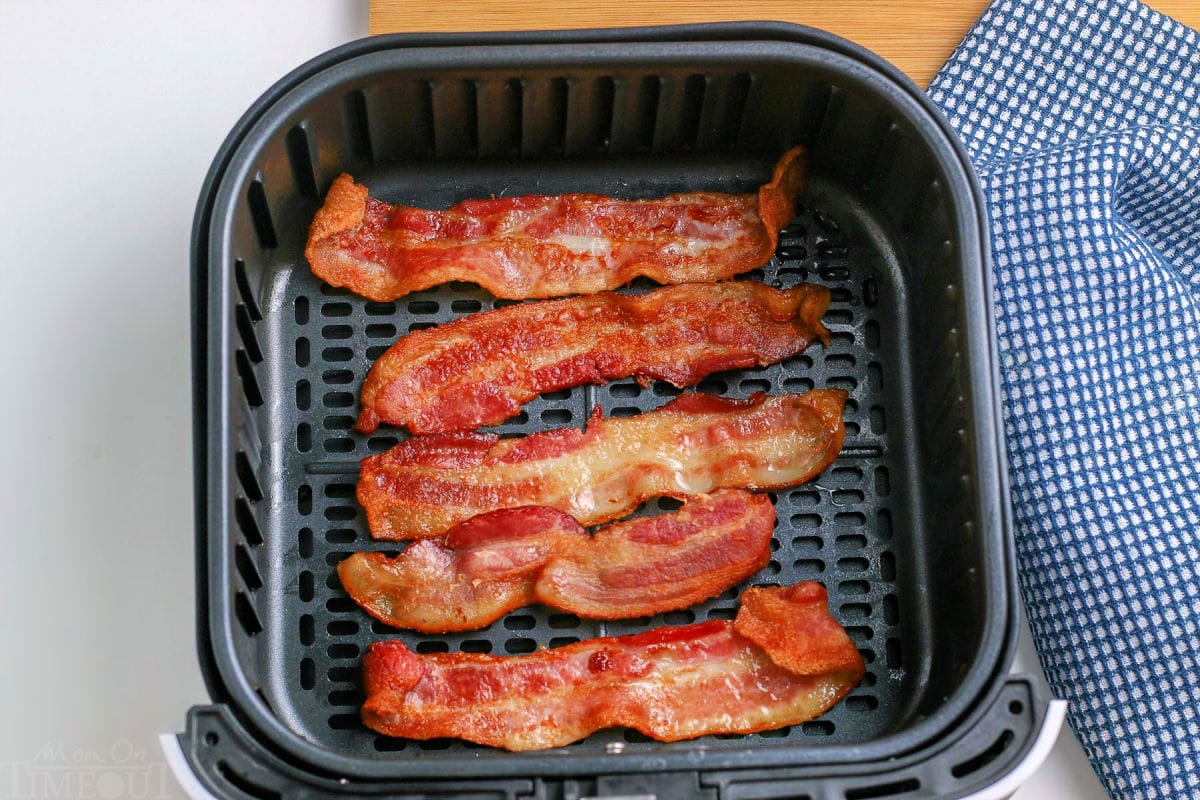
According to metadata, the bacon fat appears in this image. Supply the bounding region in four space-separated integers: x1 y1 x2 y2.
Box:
358 389 847 540
305 148 808 301
355 281 830 434
361 582 865 750
338 489 774 632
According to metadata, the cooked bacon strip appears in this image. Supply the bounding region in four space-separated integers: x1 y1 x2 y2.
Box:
305 147 807 301
339 490 773 632
355 281 830 434
359 389 845 540
361 582 865 750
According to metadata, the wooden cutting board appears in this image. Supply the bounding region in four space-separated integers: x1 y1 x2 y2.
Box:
370 0 1199 88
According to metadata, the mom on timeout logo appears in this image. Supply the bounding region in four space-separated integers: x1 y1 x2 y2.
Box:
0 739 174 799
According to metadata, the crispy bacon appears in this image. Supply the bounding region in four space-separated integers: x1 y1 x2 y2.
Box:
355 281 830 434
305 147 807 301
338 490 773 632
361 582 865 750
358 389 846 540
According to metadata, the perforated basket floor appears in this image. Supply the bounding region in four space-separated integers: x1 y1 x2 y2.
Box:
240 178 914 758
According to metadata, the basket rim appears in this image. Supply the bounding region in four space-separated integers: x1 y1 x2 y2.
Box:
192 21 1017 780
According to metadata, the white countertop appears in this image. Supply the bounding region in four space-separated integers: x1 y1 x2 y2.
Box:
0 2 1107 797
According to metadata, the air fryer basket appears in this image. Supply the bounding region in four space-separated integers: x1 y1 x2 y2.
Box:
180 22 1048 799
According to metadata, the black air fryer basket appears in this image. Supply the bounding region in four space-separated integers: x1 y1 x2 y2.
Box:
169 22 1065 800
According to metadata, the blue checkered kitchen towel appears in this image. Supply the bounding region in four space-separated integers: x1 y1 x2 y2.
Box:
927 1 1200 798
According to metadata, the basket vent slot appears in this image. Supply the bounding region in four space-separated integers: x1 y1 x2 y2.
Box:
607 74 660 154
802 721 834 737
299 571 314 602
721 72 755 149
417 738 455 751
327 667 356 683
844 777 920 800
296 380 311 411
321 302 351 319
342 89 373 163
235 450 263 503
326 597 357 614
235 349 264 407
952 729 1015 778
846 695 879 713
883 593 900 624
234 591 263 637
321 346 352 363
366 323 397 339
321 323 353 340
246 177 278 249
365 300 396 316
429 79 478 158
649 74 709 153
475 78 522 158
328 713 360 730
297 484 312 515
323 551 350 568
680 73 707 150
373 737 406 752
324 438 354 454
564 76 615 156
838 533 869 550
505 638 536 654
235 543 263 592
886 638 904 668
328 619 359 636
285 123 319 198
794 558 826 575
368 435 398 452
845 625 874 642
835 510 867 526
867 123 907 198
233 259 261 321
414 82 437 158
841 603 872 620
298 527 313 558
811 84 846 159
880 551 897 581
327 643 359 659
757 727 793 741
234 498 262 546
235 304 262 363
324 527 355 544
321 479 352 496
520 77 569 157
